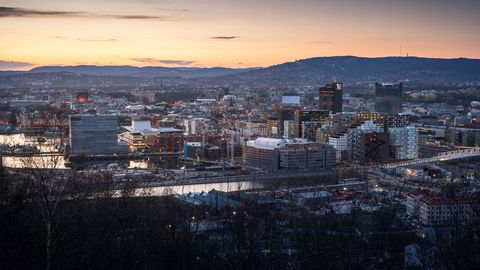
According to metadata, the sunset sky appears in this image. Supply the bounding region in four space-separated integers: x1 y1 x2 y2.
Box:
1 0 479 70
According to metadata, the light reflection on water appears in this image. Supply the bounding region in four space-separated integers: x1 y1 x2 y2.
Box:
0 134 67 169
1 134 257 194
118 181 257 197
1 135 331 196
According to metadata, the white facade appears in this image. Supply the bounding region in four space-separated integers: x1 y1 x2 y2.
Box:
184 118 208 135
389 127 419 160
245 137 336 170
328 133 349 162
283 120 295 138
282 95 301 105
418 198 478 226
132 120 152 131
357 119 383 132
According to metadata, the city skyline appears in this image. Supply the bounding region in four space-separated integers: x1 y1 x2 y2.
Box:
1 0 480 70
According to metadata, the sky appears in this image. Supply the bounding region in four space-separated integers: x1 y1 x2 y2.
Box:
0 0 479 70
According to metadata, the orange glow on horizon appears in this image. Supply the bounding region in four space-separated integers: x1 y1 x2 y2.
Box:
1 0 479 70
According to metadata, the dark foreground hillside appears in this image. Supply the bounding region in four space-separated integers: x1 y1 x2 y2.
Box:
0 170 479 270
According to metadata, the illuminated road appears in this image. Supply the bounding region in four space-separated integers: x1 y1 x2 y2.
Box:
383 147 480 169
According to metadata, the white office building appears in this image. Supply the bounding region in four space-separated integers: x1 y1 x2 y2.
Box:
389 127 418 160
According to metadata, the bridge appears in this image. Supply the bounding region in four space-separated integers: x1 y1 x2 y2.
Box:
383 147 480 169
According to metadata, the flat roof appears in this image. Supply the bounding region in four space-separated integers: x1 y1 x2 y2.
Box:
246 137 313 150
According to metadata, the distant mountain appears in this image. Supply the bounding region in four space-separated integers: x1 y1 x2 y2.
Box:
211 56 480 86
1 56 480 89
28 65 257 78
0 71 27 77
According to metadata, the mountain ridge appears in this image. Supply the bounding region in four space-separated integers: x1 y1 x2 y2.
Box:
1 56 480 86
25 65 258 78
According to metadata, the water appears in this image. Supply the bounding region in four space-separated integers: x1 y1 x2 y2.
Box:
122 180 257 197
0 134 67 169
1 134 336 196
120 172 335 197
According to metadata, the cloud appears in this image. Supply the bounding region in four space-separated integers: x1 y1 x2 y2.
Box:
54 36 118 42
0 6 83 17
131 58 196 66
0 60 33 69
311 40 334 44
108 15 170 20
80 38 118 42
157 8 190 12
210 36 238 40
0 6 178 20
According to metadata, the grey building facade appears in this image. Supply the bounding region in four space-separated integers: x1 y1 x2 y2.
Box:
375 82 403 114
69 115 128 155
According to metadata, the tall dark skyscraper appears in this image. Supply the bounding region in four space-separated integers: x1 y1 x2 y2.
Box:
375 82 403 114
319 82 343 114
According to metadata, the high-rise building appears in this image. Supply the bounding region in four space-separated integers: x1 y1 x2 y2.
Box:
326 131 349 162
355 112 385 128
384 113 410 130
388 127 418 160
301 121 323 141
283 120 295 138
375 82 403 114
349 120 389 164
293 109 329 138
319 82 343 113
276 106 296 138
69 115 128 155
266 118 278 138
351 132 390 165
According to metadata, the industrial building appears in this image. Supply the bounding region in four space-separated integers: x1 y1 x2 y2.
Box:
69 115 128 155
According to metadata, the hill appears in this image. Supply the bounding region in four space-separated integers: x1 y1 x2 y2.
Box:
211 56 480 87
27 65 256 78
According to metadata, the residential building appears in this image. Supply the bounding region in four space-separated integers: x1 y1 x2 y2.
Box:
418 196 479 226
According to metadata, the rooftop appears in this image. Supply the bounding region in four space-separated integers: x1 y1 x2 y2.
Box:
246 137 313 150
123 120 182 135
